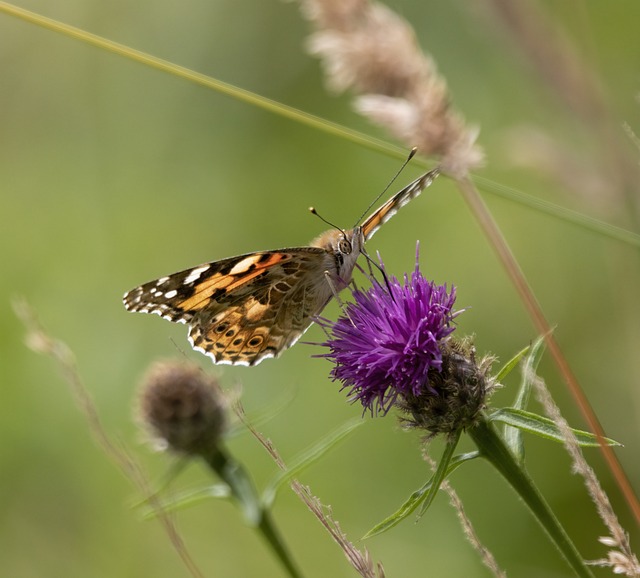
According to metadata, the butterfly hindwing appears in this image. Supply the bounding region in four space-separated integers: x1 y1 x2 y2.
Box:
188 248 336 365
188 288 310 365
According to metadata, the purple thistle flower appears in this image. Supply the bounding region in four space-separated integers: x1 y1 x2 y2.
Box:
319 252 458 414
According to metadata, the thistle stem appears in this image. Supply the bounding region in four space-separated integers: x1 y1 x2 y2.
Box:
204 448 305 578
468 417 594 578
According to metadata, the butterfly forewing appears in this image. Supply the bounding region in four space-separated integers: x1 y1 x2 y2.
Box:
123 248 333 365
123 167 439 365
361 168 439 241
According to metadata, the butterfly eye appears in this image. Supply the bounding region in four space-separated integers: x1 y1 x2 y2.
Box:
338 238 352 255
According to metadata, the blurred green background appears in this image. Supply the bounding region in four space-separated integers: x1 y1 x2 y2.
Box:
1 1 638 576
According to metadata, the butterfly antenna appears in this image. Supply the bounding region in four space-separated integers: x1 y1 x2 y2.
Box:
309 207 345 235
353 147 418 227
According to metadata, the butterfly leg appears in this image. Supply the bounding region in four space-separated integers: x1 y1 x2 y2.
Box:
323 270 345 308
323 270 359 328
360 247 396 301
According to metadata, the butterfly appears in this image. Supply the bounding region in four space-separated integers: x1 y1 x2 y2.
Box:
123 168 439 366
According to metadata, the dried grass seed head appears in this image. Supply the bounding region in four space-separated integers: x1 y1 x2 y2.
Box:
303 0 484 177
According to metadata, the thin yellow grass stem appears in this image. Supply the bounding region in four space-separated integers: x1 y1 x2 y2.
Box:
0 1 405 162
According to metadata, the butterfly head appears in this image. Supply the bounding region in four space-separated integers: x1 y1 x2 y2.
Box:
311 227 364 287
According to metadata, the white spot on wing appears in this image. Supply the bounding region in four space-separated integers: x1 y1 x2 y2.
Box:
156 276 170 286
164 289 178 299
184 265 210 285
229 255 260 275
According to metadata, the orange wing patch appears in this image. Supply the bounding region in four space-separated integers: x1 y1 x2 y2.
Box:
177 253 294 311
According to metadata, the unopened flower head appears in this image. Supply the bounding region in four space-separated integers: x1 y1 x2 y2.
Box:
320 249 495 433
398 336 496 435
137 360 226 457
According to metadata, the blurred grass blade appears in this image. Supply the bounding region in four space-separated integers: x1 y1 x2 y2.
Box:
262 418 363 508
363 445 478 540
140 484 231 520
225 386 298 439
475 175 640 249
130 457 191 511
489 408 621 447
503 334 547 462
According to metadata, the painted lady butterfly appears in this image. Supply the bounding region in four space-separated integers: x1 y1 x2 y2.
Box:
123 168 439 365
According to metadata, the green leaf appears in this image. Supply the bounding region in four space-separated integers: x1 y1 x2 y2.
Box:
262 418 364 508
362 446 479 540
489 408 622 447
363 482 430 539
504 334 547 462
513 334 548 410
139 484 231 520
416 430 462 519
493 343 530 383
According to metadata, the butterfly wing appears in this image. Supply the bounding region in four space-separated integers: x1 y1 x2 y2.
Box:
123 248 332 365
361 168 439 241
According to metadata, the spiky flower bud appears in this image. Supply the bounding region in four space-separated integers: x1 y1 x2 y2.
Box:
138 360 226 457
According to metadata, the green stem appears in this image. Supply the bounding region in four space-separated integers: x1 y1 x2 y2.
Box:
468 417 594 578
257 510 304 578
204 448 305 578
